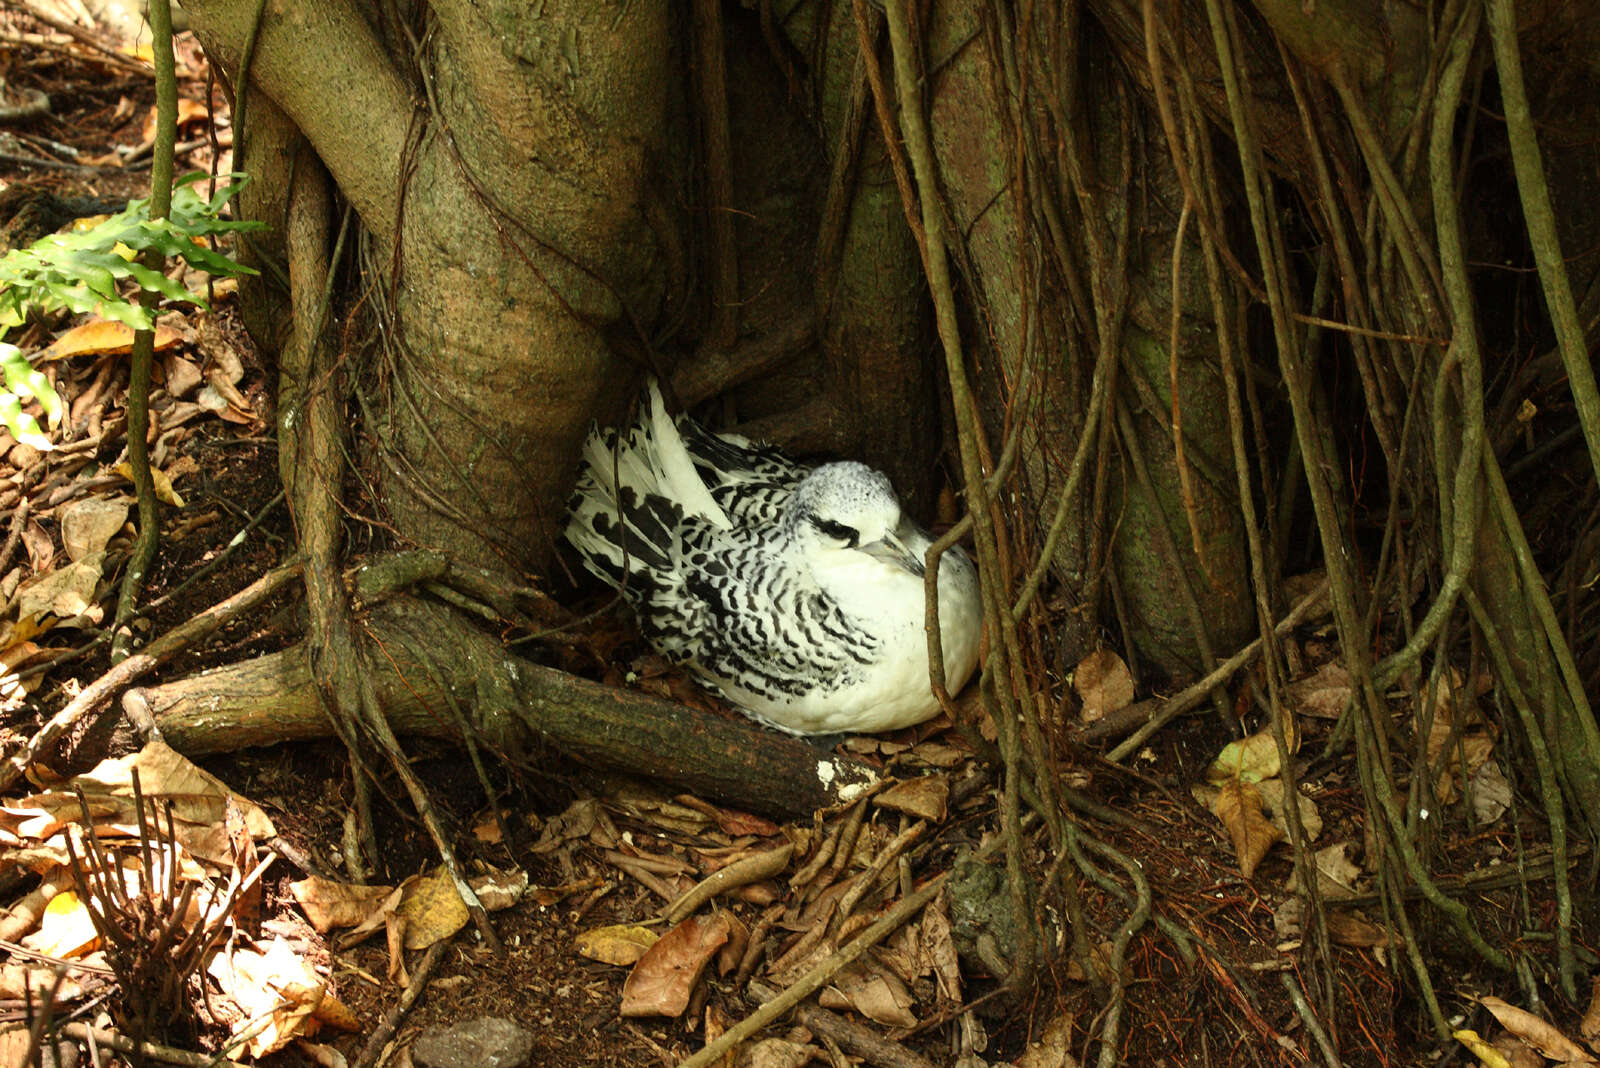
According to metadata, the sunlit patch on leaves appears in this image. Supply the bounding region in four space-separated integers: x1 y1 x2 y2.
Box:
1205 726 1294 785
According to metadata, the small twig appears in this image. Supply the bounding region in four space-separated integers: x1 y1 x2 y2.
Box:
1 0 153 75
837 820 925 919
353 941 449 1068
747 980 938 1068
664 842 793 924
60 1023 253 1068
0 498 30 578
109 0 179 664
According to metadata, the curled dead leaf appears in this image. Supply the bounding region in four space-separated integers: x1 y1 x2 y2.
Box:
1478 995 1595 1063
621 912 730 1018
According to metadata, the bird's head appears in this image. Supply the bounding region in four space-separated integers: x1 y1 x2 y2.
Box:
788 462 926 577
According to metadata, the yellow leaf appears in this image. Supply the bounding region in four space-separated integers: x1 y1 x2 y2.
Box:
575 923 660 966
1207 726 1296 785
396 865 469 950
1450 1029 1511 1068
113 461 186 507
22 891 100 958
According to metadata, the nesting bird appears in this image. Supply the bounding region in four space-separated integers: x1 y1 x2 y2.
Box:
563 380 983 735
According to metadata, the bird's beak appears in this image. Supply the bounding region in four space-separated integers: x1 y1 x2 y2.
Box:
860 530 926 578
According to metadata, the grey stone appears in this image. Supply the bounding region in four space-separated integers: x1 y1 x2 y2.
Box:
411 1016 534 1068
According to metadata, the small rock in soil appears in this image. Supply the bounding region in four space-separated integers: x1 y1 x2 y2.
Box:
411 1016 534 1068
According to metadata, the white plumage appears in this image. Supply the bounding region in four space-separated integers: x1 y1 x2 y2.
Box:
563 379 983 735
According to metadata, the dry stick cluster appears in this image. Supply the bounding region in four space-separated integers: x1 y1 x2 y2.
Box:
61 770 265 1065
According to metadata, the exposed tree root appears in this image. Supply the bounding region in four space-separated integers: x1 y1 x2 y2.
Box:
122 597 881 819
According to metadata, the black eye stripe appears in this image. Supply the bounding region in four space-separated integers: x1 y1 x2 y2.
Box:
812 518 859 546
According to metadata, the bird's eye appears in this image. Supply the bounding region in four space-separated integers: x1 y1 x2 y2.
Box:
811 517 859 547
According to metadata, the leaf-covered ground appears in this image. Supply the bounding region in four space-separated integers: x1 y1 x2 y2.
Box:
0 4 1592 1067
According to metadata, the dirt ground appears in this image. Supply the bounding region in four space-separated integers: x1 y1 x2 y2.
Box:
0 10 1584 1068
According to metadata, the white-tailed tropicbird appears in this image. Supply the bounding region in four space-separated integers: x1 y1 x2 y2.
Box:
564 379 982 735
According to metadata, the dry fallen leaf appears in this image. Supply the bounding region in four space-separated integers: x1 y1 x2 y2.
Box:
207 937 358 1057
1014 1012 1078 1068
21 520 55 572
575 923 660 966
620 912 730 1018
60 740 277 863
289 876 397 933
37 319 183 361
875 774 949 822
736 1038 819 1068
113 461 187 507
1580 974 1600 1050
1074 648 1134 721
1254 777 1322 843
921 893 962 1004
0 960 85 1001
1469 760 1512 825
908 741 966 768
59 498 131 562
15 557 104 624
530 798 599 854
140 98 211 144
163 354 205 398
1211 781 1281 879
21 890 100 958
1324 910 1393 948
469 867 527 912
395 866 470 950
1478 996 1596 1063
1283 841 1363 901
1284 660 1351 720
821 964 918 1028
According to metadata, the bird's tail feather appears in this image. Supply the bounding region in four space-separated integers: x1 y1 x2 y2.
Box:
564 378 716 598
